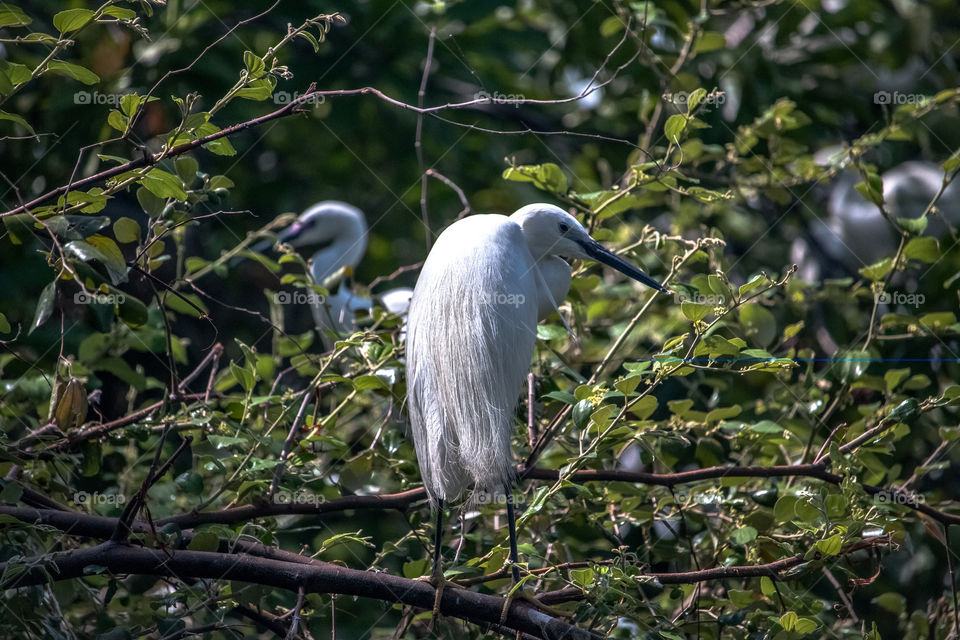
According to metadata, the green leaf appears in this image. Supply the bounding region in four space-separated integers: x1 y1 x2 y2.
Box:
779 611 798 631
107 109 128 132
794 618 819 634
137 187 164 216
897 216 928 235
243 50 266 77
570 567 594 589
738 303 776 348
760 576 776 597
402 558 428 579
748 420 782 434
103 6 137 20
664 114 687 142
572 399 593 430
730 526 757 545
354 375 389 391
230 361 256 392
815 533 842 556
919 312 956 330
234 77 276 101
208 175 235 190
194 122 237 156
187 531 219 552
904 236 939 263
868 592 905 618
738 273 768 297
859 257 893 281
165 292 207 318
686 88 707 112
64 238 128 285
53 8 95 33
825 494 846 519
0 312 10 333
502 163 567 194
773 495 797 523
31 281 56 333
85 235 128 283
629 395 658 420
681 301 711 322
296 30 321 52
855 172 883 206
0 110 35 136
1 61 31 85
113 217 141 243
0 7 32 28
47 60 100 85
142 169 188 201
175 156 199 184
695 31 726 53
119 93 146 118
537 324 567 341
944 149 960 173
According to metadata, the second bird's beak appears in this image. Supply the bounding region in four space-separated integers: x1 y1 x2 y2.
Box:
580 238 669 294
275 221 305 245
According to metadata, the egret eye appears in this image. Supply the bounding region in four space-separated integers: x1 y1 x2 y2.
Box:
558 222 569 233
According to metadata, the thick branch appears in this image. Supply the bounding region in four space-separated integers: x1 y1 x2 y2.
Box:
0 542 593 640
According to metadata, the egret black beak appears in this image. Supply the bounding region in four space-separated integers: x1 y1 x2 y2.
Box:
247 238 273 254
275 220 305 244
580 239 669 294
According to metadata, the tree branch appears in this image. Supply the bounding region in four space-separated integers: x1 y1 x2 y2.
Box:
0 542 594 640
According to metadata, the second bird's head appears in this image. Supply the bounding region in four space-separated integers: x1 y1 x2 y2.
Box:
510 203 669 294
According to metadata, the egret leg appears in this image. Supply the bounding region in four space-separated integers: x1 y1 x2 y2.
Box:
505 491 522 584
500 489 571 623
422 500 447 621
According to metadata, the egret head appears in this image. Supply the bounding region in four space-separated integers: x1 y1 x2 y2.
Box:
510 203 668 293
275 201 369 283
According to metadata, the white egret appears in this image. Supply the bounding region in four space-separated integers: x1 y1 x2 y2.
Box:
261 201 413 347
792 161 960 281
406 203 667 616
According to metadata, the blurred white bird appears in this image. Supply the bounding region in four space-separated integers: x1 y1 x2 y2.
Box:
793 161 960 281
406 203 667 617
261 201 413 348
